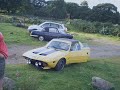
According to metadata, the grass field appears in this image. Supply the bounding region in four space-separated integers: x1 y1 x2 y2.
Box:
68 24 120 45
6 57 120 90
0 23 46 46
1 23 119 45
0 23 120 90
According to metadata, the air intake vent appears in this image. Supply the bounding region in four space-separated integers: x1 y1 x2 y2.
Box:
33 52 39 54
39 53 47 56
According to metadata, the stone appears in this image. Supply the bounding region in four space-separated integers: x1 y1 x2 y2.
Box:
3 77 16 90
92 77 115 90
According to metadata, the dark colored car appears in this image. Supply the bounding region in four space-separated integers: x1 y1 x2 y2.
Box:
30 27 73 41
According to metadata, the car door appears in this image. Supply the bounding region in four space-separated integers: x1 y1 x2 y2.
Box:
67 42 86 63
39 27 49 40
47 27 62 40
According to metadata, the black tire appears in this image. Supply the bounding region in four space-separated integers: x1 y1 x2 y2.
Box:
38 36 44 41
31 60 35 65
55 59 66 71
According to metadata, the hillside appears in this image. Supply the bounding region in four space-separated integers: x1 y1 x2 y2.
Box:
0 23 120 90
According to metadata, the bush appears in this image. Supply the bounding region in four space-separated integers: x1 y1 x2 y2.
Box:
0 15 42 24
70 19 97 33
0 15 13 23
70 19 120 37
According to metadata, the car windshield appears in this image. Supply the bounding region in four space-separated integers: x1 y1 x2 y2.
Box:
47 41 70 51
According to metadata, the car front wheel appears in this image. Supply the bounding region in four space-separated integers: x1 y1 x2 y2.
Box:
38 36 44 41
55 59 66 71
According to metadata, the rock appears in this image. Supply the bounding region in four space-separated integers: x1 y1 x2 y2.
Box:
92 77 115 90
3 77 16 90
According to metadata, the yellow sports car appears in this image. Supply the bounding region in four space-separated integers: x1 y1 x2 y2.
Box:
23 38 90 71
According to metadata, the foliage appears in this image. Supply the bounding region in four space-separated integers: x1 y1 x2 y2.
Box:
90 3 120 24
80 0 88 7
0 0 22 13
0 15 43 24
69 19 120 37
49 0 67 19
0 0 120 24
78 6 92 20
32 0 46 8
0 15 12 23
1 14 120 37
70 19 97 33
19 0 34 15
66 3 80 19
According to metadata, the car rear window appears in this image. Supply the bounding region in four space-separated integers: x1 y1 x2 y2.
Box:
42 23 50 28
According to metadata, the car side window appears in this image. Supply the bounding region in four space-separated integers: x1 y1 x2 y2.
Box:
50 23 59 28
49 28 58 33
42 27 49 32
70 42 81 51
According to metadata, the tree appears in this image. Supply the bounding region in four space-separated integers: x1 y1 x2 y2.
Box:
0 0 22 13
0 0 6 11
50 0 67 19
80 0 88 7
79 6 92 20
18 0 34 15
90 3 120 24
32 0 46 8
30 0 47 16
66 2 80 19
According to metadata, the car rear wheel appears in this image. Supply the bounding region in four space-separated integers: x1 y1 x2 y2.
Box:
38 36 44 41
55 59 66 71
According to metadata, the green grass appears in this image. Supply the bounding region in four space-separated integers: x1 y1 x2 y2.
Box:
69 32 120 46
0 23 46 46
5 57 120 90
68 24 120 45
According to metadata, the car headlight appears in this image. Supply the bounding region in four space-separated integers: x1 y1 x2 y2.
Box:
35 62 39 67
27 59 31 64
38 62 41 65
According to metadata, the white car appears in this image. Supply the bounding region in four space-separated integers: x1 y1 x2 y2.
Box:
28 22 67 33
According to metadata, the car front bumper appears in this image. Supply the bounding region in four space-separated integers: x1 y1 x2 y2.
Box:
24 57 50 69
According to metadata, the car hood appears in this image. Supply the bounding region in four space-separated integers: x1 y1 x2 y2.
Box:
23 47 68 62
28 25 40 30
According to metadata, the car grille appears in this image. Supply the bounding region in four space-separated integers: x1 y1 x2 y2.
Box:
24 56 47 67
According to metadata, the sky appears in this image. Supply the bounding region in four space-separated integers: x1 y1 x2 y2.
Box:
65 0 120 12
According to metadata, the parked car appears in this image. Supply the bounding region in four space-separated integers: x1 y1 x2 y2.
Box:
23 38 90 71
28 21 67 33
30 27 73 41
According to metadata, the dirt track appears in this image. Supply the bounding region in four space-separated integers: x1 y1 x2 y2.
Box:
6 40 120 64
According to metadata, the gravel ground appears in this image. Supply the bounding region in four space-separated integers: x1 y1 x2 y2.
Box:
6 40 120 64
6 45 37 64
90 44 120 58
